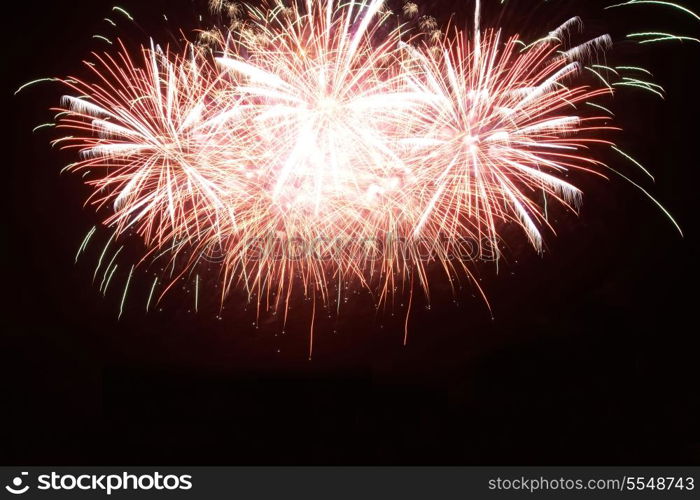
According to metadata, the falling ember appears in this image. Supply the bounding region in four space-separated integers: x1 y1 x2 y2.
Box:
23 0 691 355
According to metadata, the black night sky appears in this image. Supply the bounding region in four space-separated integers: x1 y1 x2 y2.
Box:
3 0 699 464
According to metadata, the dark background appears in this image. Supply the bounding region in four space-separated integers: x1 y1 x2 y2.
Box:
3 0 698 464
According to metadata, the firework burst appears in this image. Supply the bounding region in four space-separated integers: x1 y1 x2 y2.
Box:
23 0 692 356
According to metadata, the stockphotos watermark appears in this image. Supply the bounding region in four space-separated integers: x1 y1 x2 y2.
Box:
202 233 501 263
4 471 192 495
